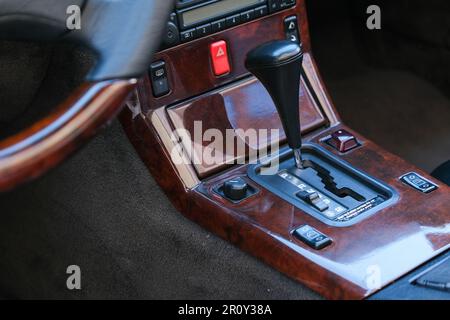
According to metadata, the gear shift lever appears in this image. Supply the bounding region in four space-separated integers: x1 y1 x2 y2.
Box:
245 40 304 169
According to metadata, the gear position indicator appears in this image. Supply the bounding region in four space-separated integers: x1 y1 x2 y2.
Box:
249 145 399 227
278 171 348 219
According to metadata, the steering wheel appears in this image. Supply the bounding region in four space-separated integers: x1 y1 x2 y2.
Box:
0 0 173 191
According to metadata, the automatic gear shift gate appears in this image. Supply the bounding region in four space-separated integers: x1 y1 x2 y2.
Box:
301 159 366 202
248 145 398 227
245 41 397 226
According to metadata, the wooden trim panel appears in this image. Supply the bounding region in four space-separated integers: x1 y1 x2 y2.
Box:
150 107 200 189
303 54 340 125
193 127 450 299
167 75 327 178
121 0 450 299
123 110 450 299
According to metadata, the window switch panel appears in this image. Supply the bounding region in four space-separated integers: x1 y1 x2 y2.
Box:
400 172 438 193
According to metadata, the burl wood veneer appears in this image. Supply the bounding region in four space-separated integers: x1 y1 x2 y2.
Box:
121 0 450 299
167 76 327 177
193 126 450 299
123 107 450 299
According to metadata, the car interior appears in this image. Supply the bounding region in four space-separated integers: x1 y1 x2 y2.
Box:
0 0 449 300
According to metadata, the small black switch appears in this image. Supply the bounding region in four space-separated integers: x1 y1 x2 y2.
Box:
162 22 180 48
281 0 296 10
168 12 178 27
150 61 170 98
226 14 241 27
223 178 249 201
293 225 332 250
180 28 196 42
269 0 296 13
196 23 212 37
268 0 281 12
400 172 438 193
254 5 268 18
214 177 259 203
241 9 255 23
211 19 226 33
297 191 329 212
160 13 180 49
284 15 300 43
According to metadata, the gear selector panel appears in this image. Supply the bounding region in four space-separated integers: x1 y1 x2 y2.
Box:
279 171 348 218
248 144 398 227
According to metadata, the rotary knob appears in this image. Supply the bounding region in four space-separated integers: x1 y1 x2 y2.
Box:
223 178 249 201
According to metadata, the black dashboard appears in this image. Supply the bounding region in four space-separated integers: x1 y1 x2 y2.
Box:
160 0 296 49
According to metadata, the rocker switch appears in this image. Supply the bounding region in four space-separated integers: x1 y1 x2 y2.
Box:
327 129 359 153
400 172 438 193
293 225 332 250
210 40 231 76
297 191 329 212
150 61 170 97
284 16 300 43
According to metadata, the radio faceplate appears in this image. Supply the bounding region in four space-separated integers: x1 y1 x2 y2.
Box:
161 0 296 49
178 0 267 30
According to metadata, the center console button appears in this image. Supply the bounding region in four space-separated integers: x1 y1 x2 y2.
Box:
284 15 300 43
400 172 438 193
162 22 180 48
241 9 255 23
223 178 249 201
169 12 178 27
226 14 241 27
254 5 268 17
150 61 170 97
327 129 360 153
196 23 212 37
269 0 296 13
214 177 259 203
281 0 296 10
180 28 196 42
210 40 231 76
211 19 226 33
297 191 329 212
268 0 281 12
293 225 332 250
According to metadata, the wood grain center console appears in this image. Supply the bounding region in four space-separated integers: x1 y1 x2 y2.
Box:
120 0 450 299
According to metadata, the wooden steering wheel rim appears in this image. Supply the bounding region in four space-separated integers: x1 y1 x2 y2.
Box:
0 79 136 191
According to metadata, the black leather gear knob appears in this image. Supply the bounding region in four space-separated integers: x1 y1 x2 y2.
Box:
245 40 303 150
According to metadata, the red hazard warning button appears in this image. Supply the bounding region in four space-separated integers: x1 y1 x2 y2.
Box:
210 40 230 76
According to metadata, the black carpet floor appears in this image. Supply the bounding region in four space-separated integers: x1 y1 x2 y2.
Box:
0 121 319 299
